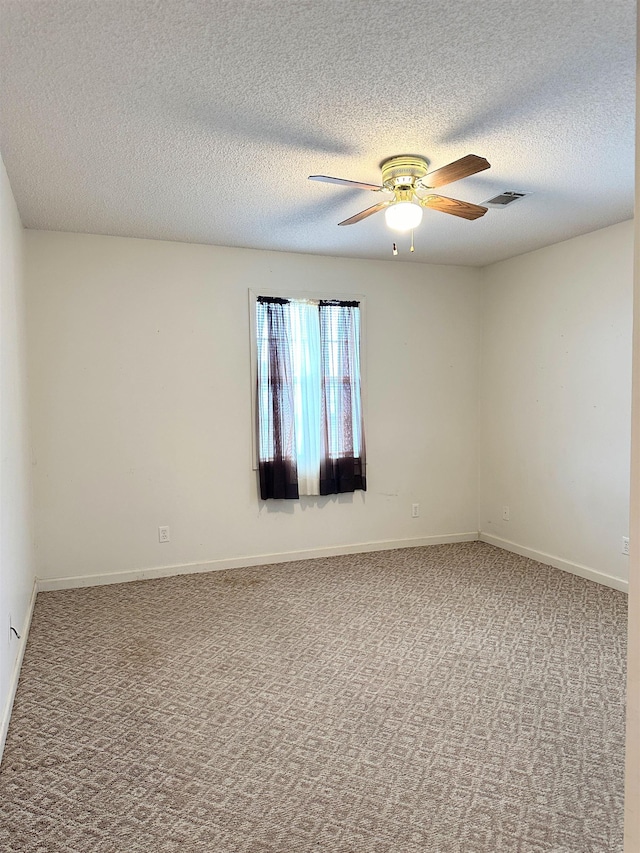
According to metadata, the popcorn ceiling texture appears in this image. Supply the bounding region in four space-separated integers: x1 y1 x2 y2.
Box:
0 0 635 266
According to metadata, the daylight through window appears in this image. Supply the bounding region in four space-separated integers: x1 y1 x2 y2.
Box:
256 296 366 500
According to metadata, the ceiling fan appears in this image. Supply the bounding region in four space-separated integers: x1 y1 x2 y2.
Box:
309 154 491 232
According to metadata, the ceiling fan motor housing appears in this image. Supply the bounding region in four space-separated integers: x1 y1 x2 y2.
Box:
381 155 429 189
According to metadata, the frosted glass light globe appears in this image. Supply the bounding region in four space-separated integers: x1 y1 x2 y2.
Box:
385 202 423 232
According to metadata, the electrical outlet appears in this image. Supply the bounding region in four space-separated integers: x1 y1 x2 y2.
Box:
502 506 510 521
411 503 419 518
622 536 630 555
158 526 170 543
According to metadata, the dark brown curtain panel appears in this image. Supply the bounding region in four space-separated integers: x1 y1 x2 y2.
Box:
256 298 299 500
318 300 366 495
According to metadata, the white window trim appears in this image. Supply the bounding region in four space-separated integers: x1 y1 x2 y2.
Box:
248 288 367 472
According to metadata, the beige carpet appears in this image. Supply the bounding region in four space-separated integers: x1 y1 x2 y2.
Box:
0 542 627 852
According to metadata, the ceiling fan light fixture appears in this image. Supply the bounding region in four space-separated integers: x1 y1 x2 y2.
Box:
384 201 423 232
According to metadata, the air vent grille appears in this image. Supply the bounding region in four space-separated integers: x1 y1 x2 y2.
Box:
483 191 529 208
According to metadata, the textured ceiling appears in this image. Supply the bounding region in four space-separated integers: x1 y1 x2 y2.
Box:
0 0 635 266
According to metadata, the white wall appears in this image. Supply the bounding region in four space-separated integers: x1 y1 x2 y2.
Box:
26 231 481 584
0 157 35 755
479 220 633 586
623 29 640 848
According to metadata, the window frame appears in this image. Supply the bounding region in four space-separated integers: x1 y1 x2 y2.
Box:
248 288 367 472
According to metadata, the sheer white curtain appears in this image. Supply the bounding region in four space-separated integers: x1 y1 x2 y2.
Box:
319 301 366 494
289 301 321 495
256 298 299 500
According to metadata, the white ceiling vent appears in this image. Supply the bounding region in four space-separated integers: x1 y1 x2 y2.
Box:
483 191 530 208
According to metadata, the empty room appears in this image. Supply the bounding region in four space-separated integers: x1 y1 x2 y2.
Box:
1 1 639 851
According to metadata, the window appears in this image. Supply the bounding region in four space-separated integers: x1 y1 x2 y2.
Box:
255 295 366 500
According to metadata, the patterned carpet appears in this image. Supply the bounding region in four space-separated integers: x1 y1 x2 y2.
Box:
0 542 627 852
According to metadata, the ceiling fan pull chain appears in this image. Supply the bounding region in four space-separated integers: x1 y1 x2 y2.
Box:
410 230 415 252
392 242 398 256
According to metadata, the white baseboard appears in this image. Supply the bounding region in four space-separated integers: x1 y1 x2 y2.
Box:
479 532 628 593
0 578 38 765
37 532 480 591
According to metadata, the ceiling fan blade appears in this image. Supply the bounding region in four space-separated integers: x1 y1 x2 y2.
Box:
422 155 490 189
338 201 390 226
420 194 488 220
309 175 384 191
